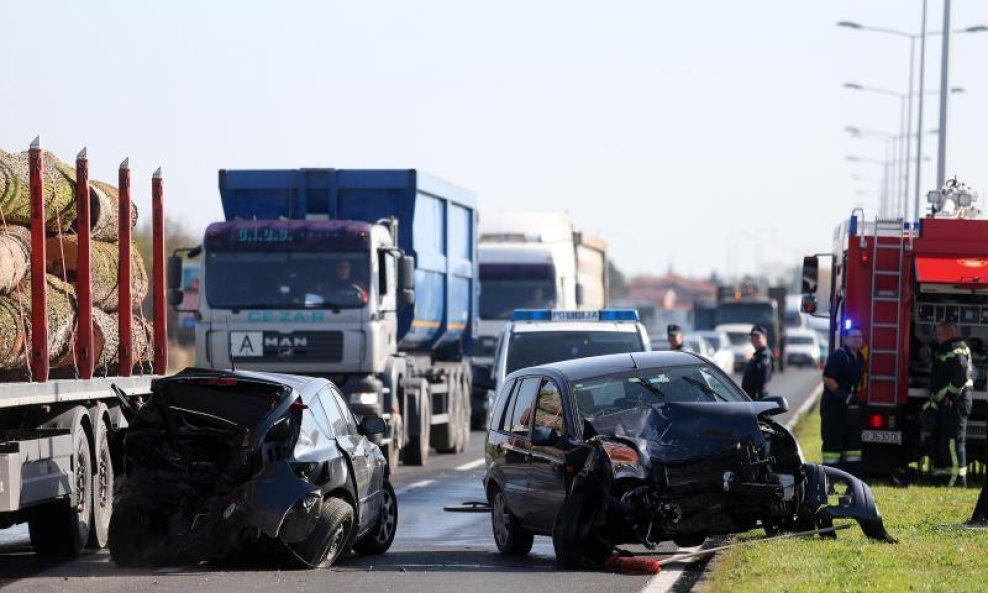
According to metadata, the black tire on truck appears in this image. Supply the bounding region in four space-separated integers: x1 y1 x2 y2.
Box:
459 370 472 453
402 380 431 466
434 372 462 454
88 413 113 549
29 414 93 557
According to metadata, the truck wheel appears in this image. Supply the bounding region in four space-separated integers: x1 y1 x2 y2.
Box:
433 378 462 454
383 415 402 473
29 420 93 556
403 386 431 466
88 418 113 549
458 374 471 453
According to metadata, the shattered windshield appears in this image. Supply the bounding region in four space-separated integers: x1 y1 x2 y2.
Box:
572 364 747 419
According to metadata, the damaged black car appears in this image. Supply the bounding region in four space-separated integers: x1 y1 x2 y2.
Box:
483 351 894 568
109 369 398 568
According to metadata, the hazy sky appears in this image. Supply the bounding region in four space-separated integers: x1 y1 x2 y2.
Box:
2 1 986 278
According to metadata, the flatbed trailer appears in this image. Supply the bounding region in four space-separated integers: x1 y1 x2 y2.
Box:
0 138 167 556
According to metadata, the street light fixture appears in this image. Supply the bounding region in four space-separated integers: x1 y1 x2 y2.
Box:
837 13 987 220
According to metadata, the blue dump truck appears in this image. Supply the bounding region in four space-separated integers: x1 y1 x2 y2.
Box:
168 169 478 467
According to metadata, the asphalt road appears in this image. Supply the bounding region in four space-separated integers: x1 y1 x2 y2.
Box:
0 368 821 593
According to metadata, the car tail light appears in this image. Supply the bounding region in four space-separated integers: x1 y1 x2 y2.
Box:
602 442 639 463
868 414 884 429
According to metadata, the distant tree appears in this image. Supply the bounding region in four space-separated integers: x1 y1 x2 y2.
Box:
608 260 628 301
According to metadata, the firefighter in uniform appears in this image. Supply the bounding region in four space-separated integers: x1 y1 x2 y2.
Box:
820 325 865 475
926 322 973 487
667 324 685 351
741 325 773 399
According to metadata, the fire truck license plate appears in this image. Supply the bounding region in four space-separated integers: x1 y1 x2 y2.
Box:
861 430 902 445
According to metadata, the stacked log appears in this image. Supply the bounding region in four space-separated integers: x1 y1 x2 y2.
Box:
0 147 152 379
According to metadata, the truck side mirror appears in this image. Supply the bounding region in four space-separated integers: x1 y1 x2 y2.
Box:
400 289 416 306
801 256 819 295
167 288 184 307
801 294 818 315
167 255 184 291
398 255 415 291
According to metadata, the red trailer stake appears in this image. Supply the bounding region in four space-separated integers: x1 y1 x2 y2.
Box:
118 159 133 375
152 168 167 373
28 138 48 382
75 148 94 379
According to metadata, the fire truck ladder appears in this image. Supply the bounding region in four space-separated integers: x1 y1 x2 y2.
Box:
867 219 908 406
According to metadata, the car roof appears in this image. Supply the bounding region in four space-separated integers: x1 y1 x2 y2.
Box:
786 327 818 337
511 351 704 383
509 321 641 333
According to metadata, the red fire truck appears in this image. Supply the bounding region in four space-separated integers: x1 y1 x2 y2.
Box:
802 185 988 474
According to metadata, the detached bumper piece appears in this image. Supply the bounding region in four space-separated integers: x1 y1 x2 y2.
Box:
803 463 897 543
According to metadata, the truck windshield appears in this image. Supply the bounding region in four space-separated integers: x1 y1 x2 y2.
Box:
505 331 643 374
480 263 557 319
205 251 370 310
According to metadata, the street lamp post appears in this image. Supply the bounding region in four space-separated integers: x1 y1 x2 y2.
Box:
838 14 986 220
936 0 951 189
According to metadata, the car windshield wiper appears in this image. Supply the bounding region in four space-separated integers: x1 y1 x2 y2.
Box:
680 376 730 402
632 378 669 402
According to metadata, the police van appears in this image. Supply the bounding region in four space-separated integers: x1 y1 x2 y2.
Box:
490 309 651 396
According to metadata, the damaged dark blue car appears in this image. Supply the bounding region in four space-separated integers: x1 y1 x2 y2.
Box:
483 351 894 568
109 369 398 568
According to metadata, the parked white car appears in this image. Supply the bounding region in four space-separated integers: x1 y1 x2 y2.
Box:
696 330 737 375
785 327 822 368
715 323 756 373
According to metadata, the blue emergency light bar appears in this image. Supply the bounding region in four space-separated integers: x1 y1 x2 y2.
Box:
510 309 640 322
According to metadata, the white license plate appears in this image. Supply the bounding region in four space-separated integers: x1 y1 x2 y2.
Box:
861 430 902 445
229 331 264 357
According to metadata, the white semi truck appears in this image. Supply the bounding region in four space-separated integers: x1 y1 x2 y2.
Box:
470 211 607 427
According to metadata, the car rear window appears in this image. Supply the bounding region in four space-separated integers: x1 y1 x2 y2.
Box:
157 379 285 428
788 335 815 345
506 331 643 374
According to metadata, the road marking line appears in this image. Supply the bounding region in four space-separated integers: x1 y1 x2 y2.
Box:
455 458 486 471
395 479 435 495
786 383 823 430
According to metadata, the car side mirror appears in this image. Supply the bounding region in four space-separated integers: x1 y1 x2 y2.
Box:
359 416 387 436
531 425 560 447
761 395 789 415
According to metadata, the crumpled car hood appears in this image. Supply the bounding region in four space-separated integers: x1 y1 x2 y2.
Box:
586 401 779 463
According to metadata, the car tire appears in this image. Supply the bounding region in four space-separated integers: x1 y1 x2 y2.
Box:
108 504 154 567
289 497 355 568
353 482 398 555
490 488 533 556
552 493 613 568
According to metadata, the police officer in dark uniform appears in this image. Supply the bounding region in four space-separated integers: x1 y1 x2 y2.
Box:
741 324 773 399
927 322 973 487
821 325 865 475
667 324 685 351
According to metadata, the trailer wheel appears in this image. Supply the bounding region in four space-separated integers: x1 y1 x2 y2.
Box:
403 383 431 466
88 417 113 549
433 375 463 454
458 372 472 453
29 419 93 557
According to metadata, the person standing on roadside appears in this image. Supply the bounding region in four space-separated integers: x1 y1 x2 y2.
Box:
667 325 685 351
820 325 865 476
741 325 773 399
927 322 973 487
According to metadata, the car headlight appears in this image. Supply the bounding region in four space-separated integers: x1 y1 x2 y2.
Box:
350 392 380 405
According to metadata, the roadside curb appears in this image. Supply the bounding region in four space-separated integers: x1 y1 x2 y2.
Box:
674 383 823 593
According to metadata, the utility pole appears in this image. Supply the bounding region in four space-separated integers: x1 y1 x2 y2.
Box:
935 0 951 188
